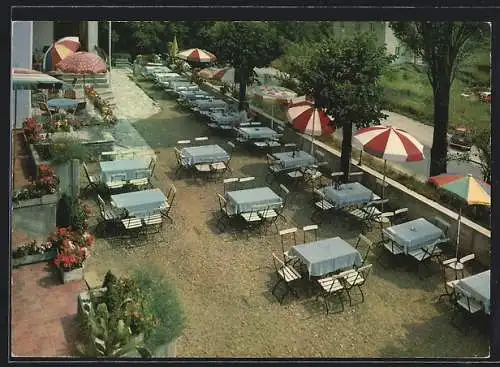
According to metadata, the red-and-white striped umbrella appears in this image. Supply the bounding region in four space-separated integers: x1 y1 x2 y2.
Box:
198 67 233 82
353 125 425 198
176 48 217 63
353 125 425 162
286 102 335 136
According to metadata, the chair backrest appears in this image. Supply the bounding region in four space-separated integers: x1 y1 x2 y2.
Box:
272 252 286 274
217 193 227 212
371 198 389 207
279 184 290 196
97 194 106 207
284 143 297 149
394 207 408 216
279 227 297 257
64 89 76 99
314 150 325 159
177 140 191 145
223 177 239 193
429 216 451 236
167 184 176 202
239 176 255 183
357 264 373 285
38 101 49 112
302 224 318 243
349 171 363 177
459 253 475 264
227 141 236 150
195 136 209 143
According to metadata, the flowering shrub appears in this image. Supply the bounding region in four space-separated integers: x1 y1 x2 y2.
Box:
70 199 92 232
23 117 44 143
49 226 93 271
84 86 117 124
12 164 59 202
12 240 54 258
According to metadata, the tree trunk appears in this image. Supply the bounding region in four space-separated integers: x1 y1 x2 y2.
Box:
430 77 451 176
340 122 353 183
238 67 248 111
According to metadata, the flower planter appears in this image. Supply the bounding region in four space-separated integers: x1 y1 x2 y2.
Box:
60 263 85 284
12 249 57 267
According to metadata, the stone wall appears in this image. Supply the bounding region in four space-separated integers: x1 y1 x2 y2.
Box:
12 193 59 240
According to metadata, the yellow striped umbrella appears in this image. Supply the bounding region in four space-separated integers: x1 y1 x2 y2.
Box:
428 173 490 257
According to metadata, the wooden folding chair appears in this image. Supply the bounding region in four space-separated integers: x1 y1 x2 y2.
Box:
223 177 239 194
271 253 302 304
339 264 373 306
161 184 176 223
279 227 298 265
316 273 346 314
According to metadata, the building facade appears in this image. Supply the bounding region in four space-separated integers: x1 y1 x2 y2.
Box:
11 21 99 129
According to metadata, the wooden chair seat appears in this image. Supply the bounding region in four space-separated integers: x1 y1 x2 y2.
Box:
143 214 163 226
195 163 211 172
129 178 149 186
317 276 344 293
107 181 125 189
287 170 303 179
342 270 365 286
211 162 227 171
241 212 262 222
258 209 278 218
278 265 301 283
253 141 267 148
121 218 142 229
315 200 334 210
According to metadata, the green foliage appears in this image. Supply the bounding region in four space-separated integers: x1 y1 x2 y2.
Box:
389 22 485 175
131 266 185 350
286 33 394 128
47 137 89 164
208 21 283 108
56 194 73 228
452 127 491 184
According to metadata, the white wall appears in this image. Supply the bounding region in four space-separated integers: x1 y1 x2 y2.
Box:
32 21 53 54
87 21 99 53
11 21 33 129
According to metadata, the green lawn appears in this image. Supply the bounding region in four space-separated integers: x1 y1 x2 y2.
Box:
380 50 491 131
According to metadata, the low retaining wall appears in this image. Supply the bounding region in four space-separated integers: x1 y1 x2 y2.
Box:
12 193 59 240
201 81 491 267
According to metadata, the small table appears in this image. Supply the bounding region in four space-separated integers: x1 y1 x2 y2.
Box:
383 218 444 253
47 98 79 111
111 188 167 218
236 126 280 141
322 182 375 208
210 113 240 125
226 187 283 214
290 237 363 278
100 159 150 183
272 150 316 170
180 145 230 165
455 270 490 315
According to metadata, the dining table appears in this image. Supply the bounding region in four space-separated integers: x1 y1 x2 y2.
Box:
99 159 151 183
111 188 167 219
455 270 490 315
47 98 79 111
383 218 445 253
289 237 363 278
225 187 283 214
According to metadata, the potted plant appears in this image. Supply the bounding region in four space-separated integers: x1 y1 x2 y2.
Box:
12 240 57 267
50 226 94 283
23 117 45 144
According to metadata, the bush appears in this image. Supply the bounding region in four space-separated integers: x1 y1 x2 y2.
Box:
49 137 89 164
131 266 185 350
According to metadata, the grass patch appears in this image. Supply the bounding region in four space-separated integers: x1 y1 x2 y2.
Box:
380 51 491 131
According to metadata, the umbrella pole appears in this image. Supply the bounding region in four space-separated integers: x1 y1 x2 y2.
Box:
381 160 387 211
13 90 18 187
271 104 274 130
310 109 315 155
455 207 462 259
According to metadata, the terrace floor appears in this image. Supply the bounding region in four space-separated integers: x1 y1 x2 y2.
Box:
80 80 490 358
11 262 87 357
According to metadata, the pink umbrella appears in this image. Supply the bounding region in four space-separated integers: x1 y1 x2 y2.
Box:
56 51 107 90
176 48 216 63
287 99 335 154
56 51 107 74
353 125 425 198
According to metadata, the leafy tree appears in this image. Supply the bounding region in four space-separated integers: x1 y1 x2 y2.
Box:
286 34 394 181
450 127 491 184
389 22 485 176
208 21 283 110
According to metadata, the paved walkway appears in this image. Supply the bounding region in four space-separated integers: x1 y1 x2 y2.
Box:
110 68 161 121
11 262 87 357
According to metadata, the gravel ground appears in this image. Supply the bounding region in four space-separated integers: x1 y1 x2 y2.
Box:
82 80 490 358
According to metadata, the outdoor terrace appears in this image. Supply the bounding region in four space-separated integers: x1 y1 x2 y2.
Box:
79 82 490 358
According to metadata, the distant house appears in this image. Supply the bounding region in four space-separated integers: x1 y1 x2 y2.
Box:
331 22 420 64
11 21 100 129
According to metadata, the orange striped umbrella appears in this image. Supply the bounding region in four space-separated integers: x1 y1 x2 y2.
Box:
45 37 80 71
